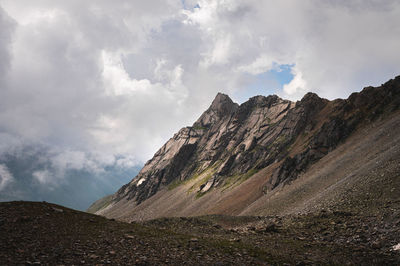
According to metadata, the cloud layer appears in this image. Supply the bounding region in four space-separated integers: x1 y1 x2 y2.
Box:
0 0 399 207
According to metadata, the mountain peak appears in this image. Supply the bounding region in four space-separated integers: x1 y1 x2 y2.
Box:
300 92 321 102
194 92 239 127
297 92 328 111
210 92 236 111
245 94 285 107
214 92 231 100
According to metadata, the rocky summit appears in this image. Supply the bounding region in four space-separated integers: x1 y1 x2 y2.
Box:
90 76 400 222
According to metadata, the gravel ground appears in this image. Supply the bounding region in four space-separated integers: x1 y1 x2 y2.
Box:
1 201 400 265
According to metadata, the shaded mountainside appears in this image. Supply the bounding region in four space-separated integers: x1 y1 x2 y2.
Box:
91 76 400 221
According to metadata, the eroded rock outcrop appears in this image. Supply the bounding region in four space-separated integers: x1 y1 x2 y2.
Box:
94 76 400 216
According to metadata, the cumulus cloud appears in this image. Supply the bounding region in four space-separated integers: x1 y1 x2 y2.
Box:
183 0 400 99
0 0 188 163
0 0 399 204
237 55 276 76
0 164 14 190
282 67 308 100
32 170 52 185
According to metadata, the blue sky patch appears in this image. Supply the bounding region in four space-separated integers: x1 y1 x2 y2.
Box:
181 0 200 10
233 64 294 103
271 64 294 85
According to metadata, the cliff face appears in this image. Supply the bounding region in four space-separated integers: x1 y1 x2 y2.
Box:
92 76 400 220
114 93 299 203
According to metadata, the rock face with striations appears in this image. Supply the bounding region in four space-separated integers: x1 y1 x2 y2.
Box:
91 76 400 219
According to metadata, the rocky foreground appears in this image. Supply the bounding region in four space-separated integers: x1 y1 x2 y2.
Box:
1 201 400 265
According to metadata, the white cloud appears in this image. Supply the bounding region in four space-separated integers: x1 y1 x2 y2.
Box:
102 51 155 96
201 35 232 67
282 68 308 99
182 0 400 99
237 54 275 75
115 155 138 168
32 170 52 185
0 0 192 163
51 150 86 172
0 164 14 190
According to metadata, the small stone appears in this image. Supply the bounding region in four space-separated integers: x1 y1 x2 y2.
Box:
20 216 31 222
371 241 382 249
392 243 400 251
213 224 222 229
264 223 278 233
52 207 63 213
124 234 135 239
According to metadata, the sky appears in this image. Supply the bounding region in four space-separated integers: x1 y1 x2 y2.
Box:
0 0 399 210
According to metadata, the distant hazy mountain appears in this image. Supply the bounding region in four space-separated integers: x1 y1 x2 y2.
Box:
0 148 141 210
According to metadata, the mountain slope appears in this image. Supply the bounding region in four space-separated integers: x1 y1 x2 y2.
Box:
91 76 400 221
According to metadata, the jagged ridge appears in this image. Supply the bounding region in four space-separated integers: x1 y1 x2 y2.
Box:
92 76 400 218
